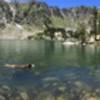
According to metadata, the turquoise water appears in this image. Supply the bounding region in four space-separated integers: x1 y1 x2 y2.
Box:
0 40 100 99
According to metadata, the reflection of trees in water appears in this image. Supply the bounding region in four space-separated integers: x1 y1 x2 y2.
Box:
77 45 98 65
44 41 67 67
44 41 55 58
43 41 55 66
76 46 87 67
76 45 100 76
90 46 100 76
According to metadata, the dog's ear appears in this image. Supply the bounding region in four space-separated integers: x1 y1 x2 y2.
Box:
28 64 32 68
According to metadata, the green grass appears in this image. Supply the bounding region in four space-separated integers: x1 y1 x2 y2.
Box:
51 16 73 28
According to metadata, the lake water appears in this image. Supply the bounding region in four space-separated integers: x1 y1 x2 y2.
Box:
0 40 100 99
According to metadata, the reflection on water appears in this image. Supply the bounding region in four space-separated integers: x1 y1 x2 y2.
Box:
0 40 100 99
0 40 100 67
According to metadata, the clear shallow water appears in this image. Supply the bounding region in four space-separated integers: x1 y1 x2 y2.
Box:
0 40 100 99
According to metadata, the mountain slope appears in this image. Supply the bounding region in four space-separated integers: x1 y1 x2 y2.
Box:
0 1 100 39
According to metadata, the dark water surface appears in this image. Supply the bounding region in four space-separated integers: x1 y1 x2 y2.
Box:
0 40 100 99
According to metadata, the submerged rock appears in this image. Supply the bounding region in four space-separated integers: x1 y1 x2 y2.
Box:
0 95 6 100
0 85 11 97
82 96 100 100
36 91 55 100
1 85 11 92
20 91 29 100
58 86 66 92
56 94 69 100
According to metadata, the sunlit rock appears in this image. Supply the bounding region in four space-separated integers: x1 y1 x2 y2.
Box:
96 35 100 41
87 36 95 44
55 32 64 41
63 38 80 46
9 6 16 21
65 27 77 37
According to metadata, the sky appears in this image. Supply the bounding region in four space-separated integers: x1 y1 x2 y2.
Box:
4 0 100 8
44 0 100 8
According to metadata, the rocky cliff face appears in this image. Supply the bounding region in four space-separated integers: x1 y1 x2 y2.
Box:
0 1 12 25
0 1 98 28
0 1 100 40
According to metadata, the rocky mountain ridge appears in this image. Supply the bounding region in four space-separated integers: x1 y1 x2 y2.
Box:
0 1 99 27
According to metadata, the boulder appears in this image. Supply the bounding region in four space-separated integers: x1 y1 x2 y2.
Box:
87 36 95 44
65 27 77 37
54 32 64 41
36 91 55 100
96 35 100 41
63 38 80 46
0 95 6 100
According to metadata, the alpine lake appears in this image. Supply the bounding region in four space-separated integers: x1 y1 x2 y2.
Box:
0 40 100 100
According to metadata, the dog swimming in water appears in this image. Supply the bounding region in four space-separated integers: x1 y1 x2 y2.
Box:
5 64 35 69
